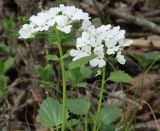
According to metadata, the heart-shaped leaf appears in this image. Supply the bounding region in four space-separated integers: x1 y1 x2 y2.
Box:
99 106 122 125
66 98 90 115
108 70 132 83
38 97 69 127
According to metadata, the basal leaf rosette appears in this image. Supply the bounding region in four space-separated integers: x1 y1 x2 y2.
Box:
19 4 90 39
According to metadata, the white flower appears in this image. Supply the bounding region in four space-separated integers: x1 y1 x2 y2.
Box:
90 57 106 68
97 25 111 34
107 46 119 55
19 4 91 38
90 45 106 68
76 32 91 48
48 7 61 17
82 20 91 29
54 15 72 33
95 70 102 76
60 5 77 19
47 19 56 27
30 12 49 27
116 52 126 64
60 4 90 21
70 45 91 61
19 24 34 39
32 25 49 32
104 26 125 48
70 23 133 68
73 9 90 20
55 15 69 26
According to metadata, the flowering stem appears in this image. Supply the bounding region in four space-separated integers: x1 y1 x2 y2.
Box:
55 29 67 131
93 66 106 131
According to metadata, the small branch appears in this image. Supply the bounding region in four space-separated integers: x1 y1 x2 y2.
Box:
147 17 160 23
116 119 160 131
143 10 160 17
104 7 160 34
131 38 160 50
133 119 160 130
89 83 142 109
142 101 160 131
107 93 142 109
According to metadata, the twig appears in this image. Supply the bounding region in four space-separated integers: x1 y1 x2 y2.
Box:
90 84 142 109
116 119 160 131
104 7 160 34
143 10 160 17
107 93 142 109
24 41 36 64
134 119 160 130
131 39 160 50
142 101 160 131
147 17 160 23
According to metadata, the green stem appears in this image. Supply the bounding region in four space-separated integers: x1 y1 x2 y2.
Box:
93 66 106 131
85 114 88 131
58 43 67 131
24 41 36 64
55 29 67 131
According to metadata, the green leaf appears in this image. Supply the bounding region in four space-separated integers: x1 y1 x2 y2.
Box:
18 16 30 25
92 17 102 26
66 66 92 86
100 124 115 131
2 18 17 38
38 97 69 127
145 51 160 61
76 82 87 88
0 60 4 75
129 52 160 69
4 57 14 73
67 119 80 128
99 106 122 125
45 54 59 61
108 70 132 83
0 75 7 99
66 98 90 115
131 54 152 69
69 55 95 70
62 52 70 59
61 30 76 46
79 66 92 79
46 28 58 44
35 64 53 90
35 64 53 82
0 44 11 53
66 68 79 84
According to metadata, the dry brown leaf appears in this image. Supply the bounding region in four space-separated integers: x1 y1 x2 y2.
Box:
130 73 159 89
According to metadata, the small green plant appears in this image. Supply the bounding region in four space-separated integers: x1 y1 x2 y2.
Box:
129 51 160 71
0 57 14 100
35 64 53 91
18 4 133 131
2 18 17 39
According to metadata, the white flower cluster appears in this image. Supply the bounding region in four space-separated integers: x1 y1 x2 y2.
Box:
70 21 133 67
19 4 90 39
19 4 133 68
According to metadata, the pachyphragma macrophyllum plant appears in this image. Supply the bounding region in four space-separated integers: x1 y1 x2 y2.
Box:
19 4 133 131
